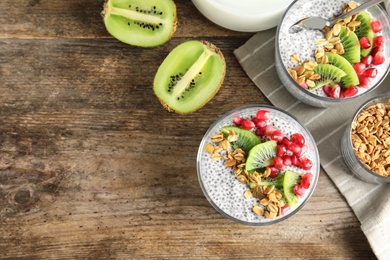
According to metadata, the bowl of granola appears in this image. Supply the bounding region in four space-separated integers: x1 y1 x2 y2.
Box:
341 93 390 184
275 0 390 107
192 0 294 32
197 105 320 225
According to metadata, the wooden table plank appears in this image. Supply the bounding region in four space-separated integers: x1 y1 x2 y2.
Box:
0 0 377 259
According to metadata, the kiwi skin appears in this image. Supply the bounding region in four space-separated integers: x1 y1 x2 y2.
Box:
154 40 226 114
101 0 177 48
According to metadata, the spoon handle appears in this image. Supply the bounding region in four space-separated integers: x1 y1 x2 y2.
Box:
328 0 384 26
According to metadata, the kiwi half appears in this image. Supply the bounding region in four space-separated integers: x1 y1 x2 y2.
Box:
310 64 346 90
153 40 226 114
245 140 277 171
339 26 360 64
221 126 261 154
355 10 376 58
324 52 359 88
102 0 177 47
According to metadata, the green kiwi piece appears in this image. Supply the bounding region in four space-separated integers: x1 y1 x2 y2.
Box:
221 126 261 154
245 140 277 171
339 26 361 64
102 0 177 47
310 64 346 91
324 52 359 88
283 170 301 207
355 10 375 57
153 40 226 114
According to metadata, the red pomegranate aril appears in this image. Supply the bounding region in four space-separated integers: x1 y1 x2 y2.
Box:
293 184 305 197
370 18 382 33
255 127 266 136
371 46 383 57
270 129 284 142
343 86 358 98
282 155 292 166
273 156 285 170
233 116 243 126
373 35 384 47
265 125 276 136
353 63 366 76
372 51 385 65
255 119 267 128
241 119 255 130
322 85 332 97
256 110 270 121
267 166 279 178
281 205 290 215
359 75 371 88
290 133 305 147
330 84 340 99
290 155 300 166
280 137 291 147
363 68 378 78
300 82 308 89
277 144 287 157
300 157 313 170
301 173 313 189
359 36 371 49
287 142 302 156
361 55 373 66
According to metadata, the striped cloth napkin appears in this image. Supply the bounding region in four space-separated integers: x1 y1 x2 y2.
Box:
234 28 390 259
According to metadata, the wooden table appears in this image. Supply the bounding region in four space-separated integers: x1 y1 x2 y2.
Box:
0 1 377 259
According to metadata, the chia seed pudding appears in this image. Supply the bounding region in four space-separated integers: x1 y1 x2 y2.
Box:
276 0 390 107
196 105 320 225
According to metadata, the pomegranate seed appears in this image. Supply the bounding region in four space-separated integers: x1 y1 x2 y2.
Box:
281 205 290 215
267 166 279 178
373 35 384 47
359 36 371 49
256 110 270 121
299 157 313 170
233 116 243 126
330 84 341 99
270 129 284 142
282 155 292 166
353 63 366 76
255 127 266 136
359 75 371 88
301 173 313 189
290 133 305 147
255 119 267 128
361 55 373 66
372 51 385 65
300 82 308 89
290 155 300 166
371 45 383 57
241 119 255 130
276 144 287 157
280 137 291 147
363 68 378 78
287 142 302 156
265 125 276 136
322 85 332 97
343 86 358 98
293 184 305 197
371 18 382 33
273 156 285 170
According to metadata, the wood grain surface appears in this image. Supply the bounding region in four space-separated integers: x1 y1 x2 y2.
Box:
0 0 377 259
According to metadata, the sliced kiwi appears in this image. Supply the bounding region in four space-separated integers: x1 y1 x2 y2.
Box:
153 40 226 114
339 26 361 64
355 10 376 57
283 170 301 207
221 126 261 154
102 0 177 47
324 52 359 88
310 64 346 90
245 140 277 171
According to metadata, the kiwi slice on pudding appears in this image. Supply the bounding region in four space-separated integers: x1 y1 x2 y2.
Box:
355 10 376 58
102 0 177 47
339 26 361 64
221 126 261 154
245 140 277 171
310 64 346 90
324 52 359 88
283 170 301 207
153 40 226 114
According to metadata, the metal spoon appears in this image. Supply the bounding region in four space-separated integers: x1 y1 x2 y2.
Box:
289 0 383 33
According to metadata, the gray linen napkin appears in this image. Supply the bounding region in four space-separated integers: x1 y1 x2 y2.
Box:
234 28 390 259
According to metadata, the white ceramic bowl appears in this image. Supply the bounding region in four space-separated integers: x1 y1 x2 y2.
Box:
192 0 294 32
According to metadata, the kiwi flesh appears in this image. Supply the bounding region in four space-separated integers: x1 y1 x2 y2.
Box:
339 26 361 64
324 52 359 88
355 10 375 58
283 170 301 207
153 40 226 114
310 63 346 90
245 140 277 172
221 126 261 154
102 0 177 47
